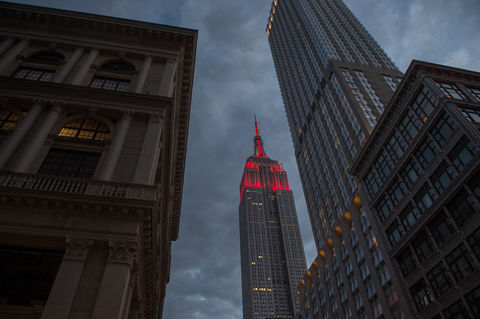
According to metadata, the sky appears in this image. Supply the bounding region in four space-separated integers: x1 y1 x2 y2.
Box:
10 0 480 318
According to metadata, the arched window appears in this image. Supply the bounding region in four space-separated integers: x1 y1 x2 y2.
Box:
89 60 135 92
28 51 65 63
58 119 110 141
0 110 20 132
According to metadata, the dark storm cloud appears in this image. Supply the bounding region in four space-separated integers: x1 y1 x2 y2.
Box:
10 0 480 318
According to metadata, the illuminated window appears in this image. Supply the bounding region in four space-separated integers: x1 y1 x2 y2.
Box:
90 77 130 91
12 67 54 81
58 119 110 141
0 110 20 132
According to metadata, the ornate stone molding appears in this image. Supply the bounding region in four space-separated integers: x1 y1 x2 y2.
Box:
107 239 138 265
64 237 94 261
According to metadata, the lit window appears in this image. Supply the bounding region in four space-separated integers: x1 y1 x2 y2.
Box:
436 82 466 100
0 110 20 132
12 67 53 81
58 119 110 141
409 278 434 311
90 77 130 91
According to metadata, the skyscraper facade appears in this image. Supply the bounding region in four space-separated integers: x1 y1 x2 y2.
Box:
239 119 307 319
267 0 409 318
0 2 196 318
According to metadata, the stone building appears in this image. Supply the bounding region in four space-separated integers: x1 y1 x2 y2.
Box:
0 2 196 319
352 60 480 319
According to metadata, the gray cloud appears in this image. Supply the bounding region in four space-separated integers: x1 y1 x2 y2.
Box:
10 0 480 318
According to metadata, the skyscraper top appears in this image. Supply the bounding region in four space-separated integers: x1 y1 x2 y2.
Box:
253 116 267 158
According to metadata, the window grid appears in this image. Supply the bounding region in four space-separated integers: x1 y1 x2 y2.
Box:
38 149 100 179
58 119 110 141
12 67 54 81
0 110 20 132
89 77 130 92
436 82 466 100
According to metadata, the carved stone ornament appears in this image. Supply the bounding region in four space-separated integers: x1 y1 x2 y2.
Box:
107 239 138 265
64 237 94 261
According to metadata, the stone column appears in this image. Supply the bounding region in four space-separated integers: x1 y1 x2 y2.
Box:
0 39 28 75
132 113 163 184
133 56 152 93
52 47 84 83
69 48 98 85
96 111 132 181
12 102 63 173
92 240 137 319
158 57 177 97
41 238 94 319
0 99 43 169
0 37 13 56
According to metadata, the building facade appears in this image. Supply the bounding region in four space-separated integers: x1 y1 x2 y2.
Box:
352 61 480 319
266 0 410 318
239 119 307 319
0 2 196 319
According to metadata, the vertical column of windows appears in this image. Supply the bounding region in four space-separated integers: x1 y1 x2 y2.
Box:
355 71 384 114
341 68 376 128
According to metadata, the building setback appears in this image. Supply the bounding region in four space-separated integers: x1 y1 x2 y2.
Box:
352 60 480 319
239 119 307 319
266 0 410 318
0 2 196 319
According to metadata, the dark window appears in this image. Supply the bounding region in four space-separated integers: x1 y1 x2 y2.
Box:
468 171 480 200
415 136 439 169
399 202 421 230
469 87 480 102
385 130 406 163
374 150 393 181
414 183 437 213
397 247 417 277
410 278 434 311
387 178 406 207
376 196 392 222
386 220 405 246
436 82 466 100
100 60 135 72
443 299 470 319
466 285 480 317
430 112 458 146
38 149 100 179
461 108 480 125
28 51 64 63
398 110 422 143
426 262 452 297
12 67 54 81
412 230 435 263
58 119 110 141
0 110 20 132
428 211 456 245
400 158 422 189
445 243 477 282
430 161 457 194
0 246 62 306
467 228 480 260
447 188 477 227
90 77 130 92
365 168 380 197
411 86 436 122
448 136 478 171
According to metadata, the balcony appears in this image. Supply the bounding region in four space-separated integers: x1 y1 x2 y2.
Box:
0 171 158 202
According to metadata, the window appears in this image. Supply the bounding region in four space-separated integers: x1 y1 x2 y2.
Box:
385 131 406 163
38 148 100 179
398 110 422 143
426 262 452 297
387 178 406 207
0 110 20 132
12 67 54 81
0 246 62 306
100 60 135 72
386 220 405 246
365 168 380 197
415 136 439 169
399 202 421 230
414 183 437 213
436 82 466 100
28 51 65 63
445 243 477 282
430 112 458 146
461 108 480 125
447 188 477 226
443 299 470 319
468 228 480 260
430 161 457 194
428 211 456 245
374 150 393 181
412 230 435 263
466 285 480 317
397 247 417 277
89 77 130 91
448 136 478 171
58 119 110 141
411 86 436 122
468 171 480 200
376 196 393 222
410 278 434 311
400 158 422 188
469 87 480 101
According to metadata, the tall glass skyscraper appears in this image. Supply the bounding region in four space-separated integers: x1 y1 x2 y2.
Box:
267 0 410 318
239 119 306 319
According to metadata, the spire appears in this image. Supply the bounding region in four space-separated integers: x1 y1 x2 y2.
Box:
253 115 267 157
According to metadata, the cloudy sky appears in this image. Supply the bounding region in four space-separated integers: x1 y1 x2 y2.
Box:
12 0 480 317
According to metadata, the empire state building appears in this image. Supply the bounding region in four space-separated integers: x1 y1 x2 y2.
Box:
239 118 306 319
